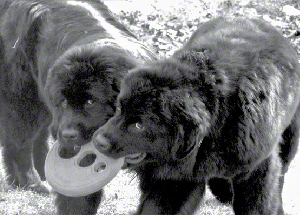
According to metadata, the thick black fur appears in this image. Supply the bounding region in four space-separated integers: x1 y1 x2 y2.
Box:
94 17 300 215
0 0 156 214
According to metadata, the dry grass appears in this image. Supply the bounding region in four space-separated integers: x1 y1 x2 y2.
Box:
1 153 299 215
1 0 300 214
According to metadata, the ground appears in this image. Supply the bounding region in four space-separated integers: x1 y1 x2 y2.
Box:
0 0 300 214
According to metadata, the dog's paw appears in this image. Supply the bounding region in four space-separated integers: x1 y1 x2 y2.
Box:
27 181 52 194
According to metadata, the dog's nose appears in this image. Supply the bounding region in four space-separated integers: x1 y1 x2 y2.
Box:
93 132 111 152
61 128 79 141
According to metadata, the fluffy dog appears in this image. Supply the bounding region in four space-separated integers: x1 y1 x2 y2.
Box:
94 17 300 215
0 0 156 214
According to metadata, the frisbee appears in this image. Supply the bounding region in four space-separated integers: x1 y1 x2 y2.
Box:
45 141 124 197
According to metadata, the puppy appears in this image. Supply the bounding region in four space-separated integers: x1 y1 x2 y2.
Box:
0 0 156 214
94 17 300 215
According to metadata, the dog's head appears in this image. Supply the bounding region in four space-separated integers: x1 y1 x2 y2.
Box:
93 59 212 169
45 45 138 147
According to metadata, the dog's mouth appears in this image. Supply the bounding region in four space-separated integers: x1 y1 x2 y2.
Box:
124 153 147 164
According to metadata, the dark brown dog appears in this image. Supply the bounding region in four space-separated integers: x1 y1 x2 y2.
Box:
94 17 300 215
0 0 156 214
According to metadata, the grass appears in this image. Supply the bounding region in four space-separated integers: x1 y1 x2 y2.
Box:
1 147 299 215
104 0 300 57
1 0 300 214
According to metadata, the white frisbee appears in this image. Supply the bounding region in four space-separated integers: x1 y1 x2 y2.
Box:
45 141 124 197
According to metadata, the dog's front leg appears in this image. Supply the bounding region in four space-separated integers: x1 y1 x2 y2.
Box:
54 190 103 215
135 178 205 215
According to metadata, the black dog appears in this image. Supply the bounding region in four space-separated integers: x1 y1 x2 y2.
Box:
0 0 156 214
94 17 300 215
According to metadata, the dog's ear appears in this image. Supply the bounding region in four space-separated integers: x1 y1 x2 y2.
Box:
177 49 212 71
161 90 211 160
171 124 203 160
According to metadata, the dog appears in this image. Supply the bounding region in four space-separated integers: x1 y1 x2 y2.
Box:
94 16 300 215
0 0 156 214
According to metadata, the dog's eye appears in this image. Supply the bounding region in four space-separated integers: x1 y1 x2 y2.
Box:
128 122 145 133
85 99 94 107
61 99 68 109
135 123 144 130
